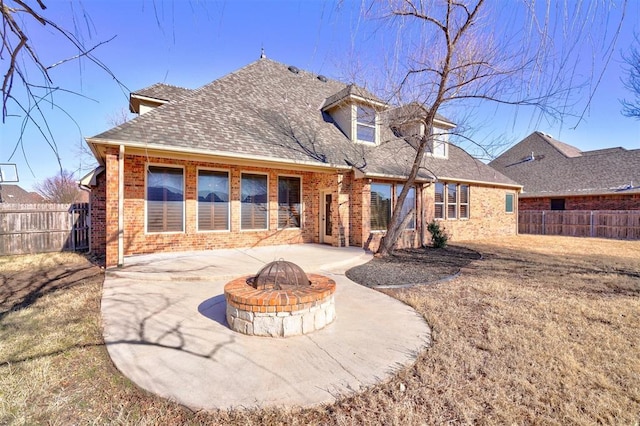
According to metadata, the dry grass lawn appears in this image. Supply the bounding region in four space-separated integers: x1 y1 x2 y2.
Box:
1 236 639 424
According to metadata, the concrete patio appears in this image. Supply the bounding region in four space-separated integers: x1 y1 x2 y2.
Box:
101 244 431 410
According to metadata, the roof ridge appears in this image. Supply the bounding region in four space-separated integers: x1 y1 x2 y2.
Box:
535 131 582 158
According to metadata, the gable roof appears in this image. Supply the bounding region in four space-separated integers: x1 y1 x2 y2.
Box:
88 58 518 188
129 83 194 113
489 131 640 197
0 184 44 203
131 83 193 102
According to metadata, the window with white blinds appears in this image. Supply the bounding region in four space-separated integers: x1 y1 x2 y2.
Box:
435 182 470 220
198 170 229 231
147 166 184 233
370 183 392 231
241 173 268 230
278 176 301 229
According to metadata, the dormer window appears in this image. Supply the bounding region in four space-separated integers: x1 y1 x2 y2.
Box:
431 128 449 159
356 105 377 144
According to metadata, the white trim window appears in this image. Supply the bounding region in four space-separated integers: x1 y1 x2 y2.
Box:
241 173 268 230
197 169 229 231
396 184 416 230
447 184 457 219
278 176 302 229
505 193 515 213
432 128 449 158
146 165 184 233
435 182 470 220
356 105 376 144
459 184 469 219
370 183 416 231
434 182 445 219
370 183 392 231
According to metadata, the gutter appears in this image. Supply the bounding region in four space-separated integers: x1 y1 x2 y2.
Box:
85 138 352 172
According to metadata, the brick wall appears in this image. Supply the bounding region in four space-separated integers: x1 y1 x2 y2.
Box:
96 153 348 267
520 194 640 211
433 184 518 241
362 181 517 250
92 151 519 267
89 169 106 257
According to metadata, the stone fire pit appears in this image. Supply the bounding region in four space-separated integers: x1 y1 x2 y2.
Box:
224 260 336 337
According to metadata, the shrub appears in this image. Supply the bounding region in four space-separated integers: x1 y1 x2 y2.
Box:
427 221 449 248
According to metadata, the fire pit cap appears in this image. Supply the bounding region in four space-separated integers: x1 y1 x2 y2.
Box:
247 259 311 290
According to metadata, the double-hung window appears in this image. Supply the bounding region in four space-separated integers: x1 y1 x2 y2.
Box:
198 170 229 231
278 176 301 229
459 185 469 219
434 183 445 219
146 165 184 233
447 184 457 219
435 182 470 220
356 105 376 143
241 173 268 230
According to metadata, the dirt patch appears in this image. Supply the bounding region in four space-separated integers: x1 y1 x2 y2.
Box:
0 253 103 318
346 245 481 287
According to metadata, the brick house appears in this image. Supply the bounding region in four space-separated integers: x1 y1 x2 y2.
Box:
82 58 520 268
489 131 640 211
0 184 44 203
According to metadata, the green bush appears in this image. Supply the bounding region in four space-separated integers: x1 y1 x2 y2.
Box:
427 221 449 248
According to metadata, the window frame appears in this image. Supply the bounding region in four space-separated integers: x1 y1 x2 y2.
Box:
550 198 565 211
459 184 470 219
396 183 416 230
370 182 417 232
434 182 445 220
145 164 185 234
447 184 458 220
277 174 303 230
435 182 471 220
505 193 515 214
196 167 230 232
355 104 377 144
240 172 269 231
370 183 392 231
430 128 449 159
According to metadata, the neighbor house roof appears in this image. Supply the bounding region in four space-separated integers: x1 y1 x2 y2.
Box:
0 184 44 203
489 131 640 197
88 58 518 188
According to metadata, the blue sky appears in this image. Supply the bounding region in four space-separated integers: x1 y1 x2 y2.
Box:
1 0 639 191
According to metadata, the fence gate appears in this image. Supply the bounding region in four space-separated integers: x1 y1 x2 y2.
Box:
0 203 90 255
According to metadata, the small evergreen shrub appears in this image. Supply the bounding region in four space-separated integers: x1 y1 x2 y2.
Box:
427 221 449 248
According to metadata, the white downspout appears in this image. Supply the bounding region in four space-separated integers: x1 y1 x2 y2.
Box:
118 144 125 267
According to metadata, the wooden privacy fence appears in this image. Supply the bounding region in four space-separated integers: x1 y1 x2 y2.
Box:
0 203 89 255
519 210 640 240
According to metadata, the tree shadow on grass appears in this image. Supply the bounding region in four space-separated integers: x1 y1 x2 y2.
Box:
0 255 104 321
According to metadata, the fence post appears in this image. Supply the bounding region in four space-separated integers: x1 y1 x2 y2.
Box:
590 211 594 237
542 211 545 235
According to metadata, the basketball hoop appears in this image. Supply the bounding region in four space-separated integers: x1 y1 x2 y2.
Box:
0 164 19 183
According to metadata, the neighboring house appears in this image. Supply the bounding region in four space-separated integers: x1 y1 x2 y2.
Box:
0 184 44 203
490 131 640 211
82 58 520 267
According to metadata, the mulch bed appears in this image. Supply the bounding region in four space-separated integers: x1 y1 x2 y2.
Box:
345 245 481 288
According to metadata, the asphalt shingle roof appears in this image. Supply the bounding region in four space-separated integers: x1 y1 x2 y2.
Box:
0 184 44 203
91 58 517 187
489 131 640 196
131 83 193 102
